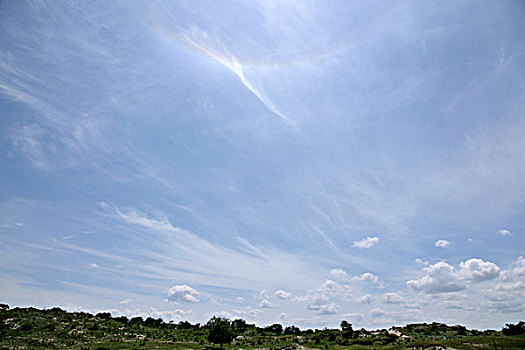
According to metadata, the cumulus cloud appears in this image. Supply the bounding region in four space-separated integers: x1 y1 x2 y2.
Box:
278 312 289 320
502 256 525 281
407 262 466 293
498 229 511 236
330 268 348 279
415 258 429 266
232 307 263 319
318 303 338 315
275 290 292 299
407 258 500 294
146 308 195 322
352 236 379 249
259 299 277 308
257 289 270 300
509 256 525 276
306 295 330 310
235 296 244 303
459 258 500 282
352 272 379 283
354 294 372 304
370 308 386 318
168 284 200 302
435 240 452 248
384 292 404 304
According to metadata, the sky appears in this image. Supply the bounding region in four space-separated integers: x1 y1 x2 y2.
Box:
1 0 525 330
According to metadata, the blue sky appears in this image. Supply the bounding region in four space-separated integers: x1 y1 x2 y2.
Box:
1 0 525 329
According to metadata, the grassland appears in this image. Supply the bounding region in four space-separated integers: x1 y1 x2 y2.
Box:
1 306 524 349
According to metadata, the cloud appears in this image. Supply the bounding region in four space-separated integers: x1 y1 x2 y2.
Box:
341 313 363 322
318 303 338 315
407 261 466 294
352 236 379 249
415 258 429 266
502 256 525 280
306 295 330 310
146 308 195 322
88 263 99 268
119 299 132 306
167 285 200 302
257 289 270 300
407 258 500 293
259 299 277 308
232 307 263 319
278 312 289 320
175 26 295 126
235 296 244 303
354 294 372 304
498 229 512 236
352 272 379 283
435 240 452 248
330 268 348 279
275 289 292 299
459 258 500 282
383 292 404 304
370 308 386 318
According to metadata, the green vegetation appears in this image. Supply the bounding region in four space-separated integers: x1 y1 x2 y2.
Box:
1 305 524 349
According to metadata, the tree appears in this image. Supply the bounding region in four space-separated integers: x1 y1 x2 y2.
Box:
207 316 234 349
502 321 525 336
341 320 354 338
264 323 283 334
231 318 248 333
284 325 301 335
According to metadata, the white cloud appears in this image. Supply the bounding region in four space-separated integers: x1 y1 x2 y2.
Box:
232 307 263 319
341 312 363 322
177 26 295 126
435 240 452 248
259 299 277 308
352 236 379 249
330 268 348 279
88 263 98 268
119 299 132 306
167 284 200 302
498 229 512 236
502 256 525 280
318 303 338 315
257 289 270 300
235 296 244 303
352 272 379 283
384 292 404 304
306 295 330 310
370 308 386 318
146 308 195 322
459 258 500 282
510 256 525 276
494 281 524 291
354 294 372 304
407 261 466 294
407 258 500 294
415 258 429 266
275 289 292 299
